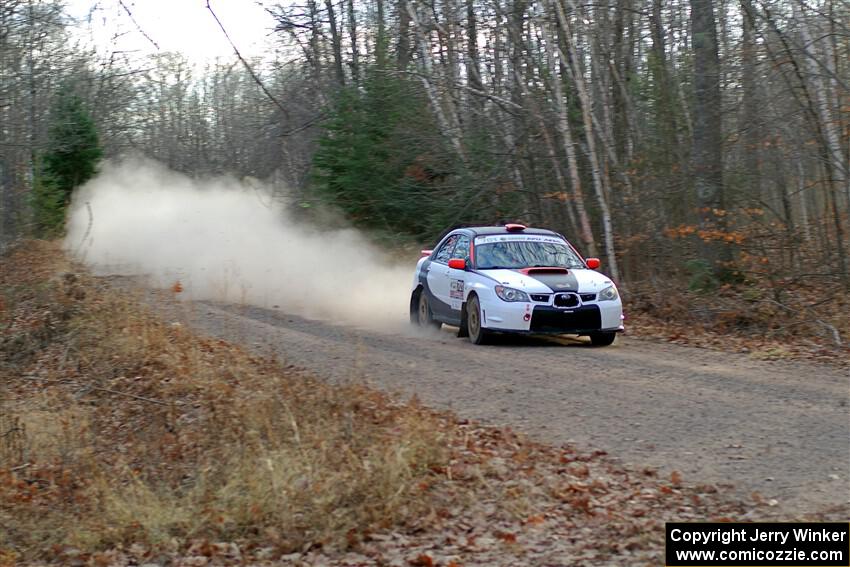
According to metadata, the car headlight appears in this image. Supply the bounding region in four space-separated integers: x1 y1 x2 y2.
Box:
598 285 618 301
495 285 529 302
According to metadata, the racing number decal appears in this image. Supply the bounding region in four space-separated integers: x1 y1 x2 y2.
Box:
449 279 464 299
449 279 464 310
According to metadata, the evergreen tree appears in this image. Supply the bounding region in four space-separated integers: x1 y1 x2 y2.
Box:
312 71 474 238
30 164 64 237
33 87 102 235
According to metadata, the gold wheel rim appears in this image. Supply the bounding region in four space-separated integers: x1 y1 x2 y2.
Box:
469 300 480 337
418 294 429 325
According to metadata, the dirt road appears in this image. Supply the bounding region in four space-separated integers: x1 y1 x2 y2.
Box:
167 298 849 515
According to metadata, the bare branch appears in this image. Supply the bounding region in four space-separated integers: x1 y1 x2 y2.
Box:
118 0 160 50
206 0 290 119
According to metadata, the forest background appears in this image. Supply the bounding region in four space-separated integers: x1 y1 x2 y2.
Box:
1 0 848 347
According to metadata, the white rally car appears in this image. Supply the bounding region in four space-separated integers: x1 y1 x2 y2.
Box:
410 224 624 345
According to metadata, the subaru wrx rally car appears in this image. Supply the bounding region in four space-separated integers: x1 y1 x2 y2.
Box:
410 224 624 345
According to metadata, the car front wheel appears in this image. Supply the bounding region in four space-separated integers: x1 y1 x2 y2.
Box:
466 295 489 345
589 331 616 346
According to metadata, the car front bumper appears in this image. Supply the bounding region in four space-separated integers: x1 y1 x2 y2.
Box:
478 295 623 334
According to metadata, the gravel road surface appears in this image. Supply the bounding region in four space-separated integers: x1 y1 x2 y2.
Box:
163 298 849 516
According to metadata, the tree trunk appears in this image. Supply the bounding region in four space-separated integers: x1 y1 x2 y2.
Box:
325 0 346 86
308 0 323 81
375 0 387 67
347 0 359 83
396 0 411 69
465 0 482 112
691 0 730 273
740 0 761 202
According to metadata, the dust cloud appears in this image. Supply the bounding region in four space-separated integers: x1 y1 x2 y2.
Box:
64 158 413 330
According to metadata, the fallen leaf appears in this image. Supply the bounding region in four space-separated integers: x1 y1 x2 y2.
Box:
570 494 592 513
409 554 434 567
670 470 682 486
568 463 590 478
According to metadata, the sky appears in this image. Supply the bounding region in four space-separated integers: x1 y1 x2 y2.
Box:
66 0 279 64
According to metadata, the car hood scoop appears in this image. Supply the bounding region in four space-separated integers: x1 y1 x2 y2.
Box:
516 267 578 292
516 267 569 275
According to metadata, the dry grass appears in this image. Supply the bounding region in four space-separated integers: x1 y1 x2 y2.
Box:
625 279 850 364
0 241 446 561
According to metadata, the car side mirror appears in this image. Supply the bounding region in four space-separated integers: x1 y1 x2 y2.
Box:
448 258 466 270
586 258 601 269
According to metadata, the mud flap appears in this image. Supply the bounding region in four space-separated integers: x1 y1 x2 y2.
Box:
409 288 420 325
457 301 469 337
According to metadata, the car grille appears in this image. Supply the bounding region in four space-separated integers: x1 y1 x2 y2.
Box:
530 294 551 302
554 293 580 308
580 293 596 301
530 306 602 333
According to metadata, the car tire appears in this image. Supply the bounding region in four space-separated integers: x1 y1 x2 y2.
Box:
414 289 442 330
589 331 616 347
466 294 489 345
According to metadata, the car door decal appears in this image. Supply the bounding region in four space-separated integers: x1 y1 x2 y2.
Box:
448 278 464 311
449 279 464 300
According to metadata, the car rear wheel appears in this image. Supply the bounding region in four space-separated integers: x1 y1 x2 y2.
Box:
416 290 442 330
589 331 616 346
466 295 489 345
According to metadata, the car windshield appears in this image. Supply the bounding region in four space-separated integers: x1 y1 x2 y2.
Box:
475 240 585 269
